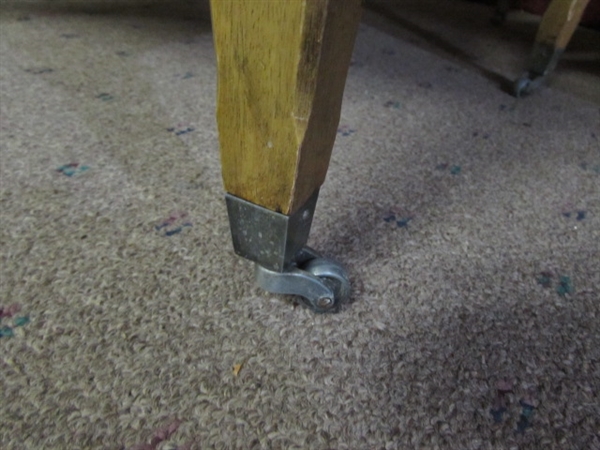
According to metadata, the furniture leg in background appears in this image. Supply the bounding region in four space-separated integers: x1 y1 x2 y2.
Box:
491 0 513 25
210 0 362 312
514 0 591 96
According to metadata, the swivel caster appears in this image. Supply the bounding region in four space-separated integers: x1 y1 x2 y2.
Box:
225 191 351 313
255 247 350 313
513 43 563 98
513 72 545 98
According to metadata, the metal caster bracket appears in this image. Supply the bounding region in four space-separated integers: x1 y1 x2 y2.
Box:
513 72 547 98
225 192 350 313
514 43 563 98
255 247 350 313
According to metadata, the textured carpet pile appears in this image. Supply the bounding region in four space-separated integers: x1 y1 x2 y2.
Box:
1 2 599 449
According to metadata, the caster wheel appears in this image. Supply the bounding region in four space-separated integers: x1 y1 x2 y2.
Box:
300 258 350 313
513 75 532 98
254 248 350 314
513 72 546 98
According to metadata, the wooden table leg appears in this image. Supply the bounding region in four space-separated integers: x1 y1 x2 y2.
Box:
514 0 590 96
535 0 590 50
210 0 362 311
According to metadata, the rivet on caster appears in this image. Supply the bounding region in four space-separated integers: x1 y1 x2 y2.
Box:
225 190 350 313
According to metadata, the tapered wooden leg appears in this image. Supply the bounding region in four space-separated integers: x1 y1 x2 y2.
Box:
210 0 362 311
535 0 590 50
514 0 590 96
211 0 361 215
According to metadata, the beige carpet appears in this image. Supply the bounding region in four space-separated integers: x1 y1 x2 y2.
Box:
1 1 599 449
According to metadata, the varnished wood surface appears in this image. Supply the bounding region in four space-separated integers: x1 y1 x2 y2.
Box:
211 0 362 214
536 0 590 49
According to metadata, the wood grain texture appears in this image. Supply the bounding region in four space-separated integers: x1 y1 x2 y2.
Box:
211 0 362 215
536 0 590 49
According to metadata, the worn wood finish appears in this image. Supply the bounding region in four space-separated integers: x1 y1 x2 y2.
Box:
536 0 590 49
211 0 362 215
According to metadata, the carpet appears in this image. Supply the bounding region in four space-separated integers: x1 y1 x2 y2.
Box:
1 2 599 449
